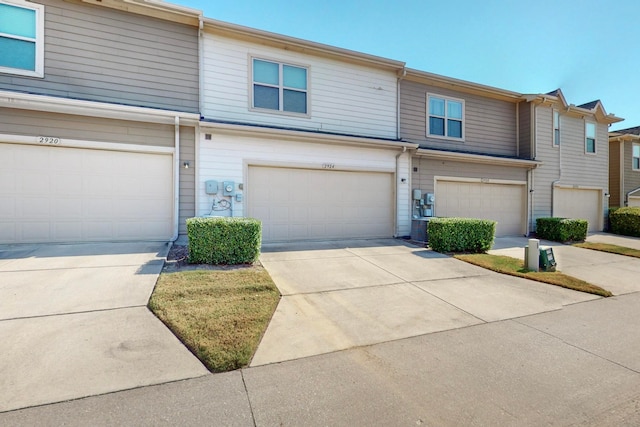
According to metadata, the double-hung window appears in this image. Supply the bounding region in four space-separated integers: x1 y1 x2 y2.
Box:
0 0 44 77
427 94 464 140
553 111 560 146
585 122 596 154
252 58 308 115
633 143 640 171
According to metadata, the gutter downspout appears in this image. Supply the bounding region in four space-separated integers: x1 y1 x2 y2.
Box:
198 16 205 115
551 109 564 217
530 103 536 231
172 116 180 242
516 101 520 158
394 146 407 237
396 67 406 140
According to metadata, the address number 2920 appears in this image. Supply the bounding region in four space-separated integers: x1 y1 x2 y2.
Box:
38 136 61 145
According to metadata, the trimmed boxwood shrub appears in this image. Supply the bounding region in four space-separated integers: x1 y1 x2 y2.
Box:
536 217 588 242
428 217 496 253
186 217 262 265
610 207 640 237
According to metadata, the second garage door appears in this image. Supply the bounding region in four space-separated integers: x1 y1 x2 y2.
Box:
436 180 526 237
554 187 602 231
248 166 393 242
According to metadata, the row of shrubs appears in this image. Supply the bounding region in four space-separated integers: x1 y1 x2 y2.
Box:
183 207 640 264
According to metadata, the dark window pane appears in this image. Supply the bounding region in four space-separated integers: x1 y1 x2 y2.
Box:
634 158 639 170
283 89 306 113
429 117 444 136
554 129 560 146
254 85 279 110
586 138 596 153
448 119 462 138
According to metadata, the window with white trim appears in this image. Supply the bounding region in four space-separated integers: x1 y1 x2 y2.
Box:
633 143 640 171
0 0 44 78
553 110 560 146
427 94 464 140
585 122 596 154
252 58 308 115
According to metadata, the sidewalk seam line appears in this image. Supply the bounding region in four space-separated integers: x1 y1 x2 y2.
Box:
240 370 258 427
0 305 148 322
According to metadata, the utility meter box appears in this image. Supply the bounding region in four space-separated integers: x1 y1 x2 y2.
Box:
539 246 557 272
223 181 235 196
205 180 218 195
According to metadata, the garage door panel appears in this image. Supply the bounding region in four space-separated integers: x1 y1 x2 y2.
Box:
629 197 640 207
249 166 393 242
437 180 525 237
0 143 173 243
554 188 601 232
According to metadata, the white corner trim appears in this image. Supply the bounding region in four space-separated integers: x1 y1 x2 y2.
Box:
0 133 175 154
0 90 200 125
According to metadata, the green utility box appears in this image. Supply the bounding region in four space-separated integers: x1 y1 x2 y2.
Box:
539 247 557 272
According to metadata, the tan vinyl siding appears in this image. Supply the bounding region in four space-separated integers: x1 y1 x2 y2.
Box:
518 102 531 159
0 0 199 113
624 141 640 201
179 126 195 235
411 157 527 195
532 105 609 229
609 141 621 207
400 80 517 157
0 108 175 147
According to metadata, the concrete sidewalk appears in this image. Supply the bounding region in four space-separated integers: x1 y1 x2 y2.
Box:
0 242 208 413
489 233 640 295
3 293 640 426
253 239 597 366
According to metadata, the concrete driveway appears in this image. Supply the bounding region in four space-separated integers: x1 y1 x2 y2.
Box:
253 239 598 366
490 233 640 296
0 242 208 413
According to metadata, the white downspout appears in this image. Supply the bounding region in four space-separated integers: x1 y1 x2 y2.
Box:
394 146 407 237
172 116 180 241
551 110 564 217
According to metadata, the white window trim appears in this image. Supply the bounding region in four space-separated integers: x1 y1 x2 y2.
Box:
0 0 44 78
633 142 640 171
249 55 310 118
584 121 597 155
426 93 465 142
552 110 560 147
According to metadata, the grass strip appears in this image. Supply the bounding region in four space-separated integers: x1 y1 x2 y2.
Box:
149 268 280 372
454 253 612 297
574 242 640 259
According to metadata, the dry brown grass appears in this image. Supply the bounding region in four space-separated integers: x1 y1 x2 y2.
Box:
574 242 640 259
149 267 280 372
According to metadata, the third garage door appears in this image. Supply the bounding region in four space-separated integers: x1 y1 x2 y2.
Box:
248 166 393 242
436 180 525 236
554 187 602 232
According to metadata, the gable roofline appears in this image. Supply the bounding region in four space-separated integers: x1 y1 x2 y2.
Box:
609 127 640 142
524 90 623 124
202 18 406 72
78 0 203 26
403 68 523 102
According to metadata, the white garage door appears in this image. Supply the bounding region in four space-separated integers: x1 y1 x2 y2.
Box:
0 143 174 243
436 180 525 237
554 187 601 232
628 196 640 207
248 166 393 242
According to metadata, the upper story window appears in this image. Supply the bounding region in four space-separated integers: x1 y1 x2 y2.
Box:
585 122 596 154
427 94 464 140
252 58 308 115
553 111 560 146
0 0 44 78
633 143 640 171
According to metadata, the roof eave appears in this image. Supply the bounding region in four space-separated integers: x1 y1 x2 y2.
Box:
79 0 203 26
202 18 406 72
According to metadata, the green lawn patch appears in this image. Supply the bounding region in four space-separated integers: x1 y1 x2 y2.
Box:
454 253 612 297
149 267 280 372
574 242 640 259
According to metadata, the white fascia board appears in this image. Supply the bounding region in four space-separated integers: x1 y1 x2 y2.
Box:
200 121 419 150
0 90 200 125
416 148 540 169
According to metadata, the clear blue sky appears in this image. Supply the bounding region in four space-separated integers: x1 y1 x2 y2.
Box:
172 0 637 131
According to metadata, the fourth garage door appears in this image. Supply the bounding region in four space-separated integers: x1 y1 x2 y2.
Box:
436 180 525 237
248 166 393 242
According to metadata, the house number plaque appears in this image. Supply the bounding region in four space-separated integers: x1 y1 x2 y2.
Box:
38 136 61 145
322 163 335 169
